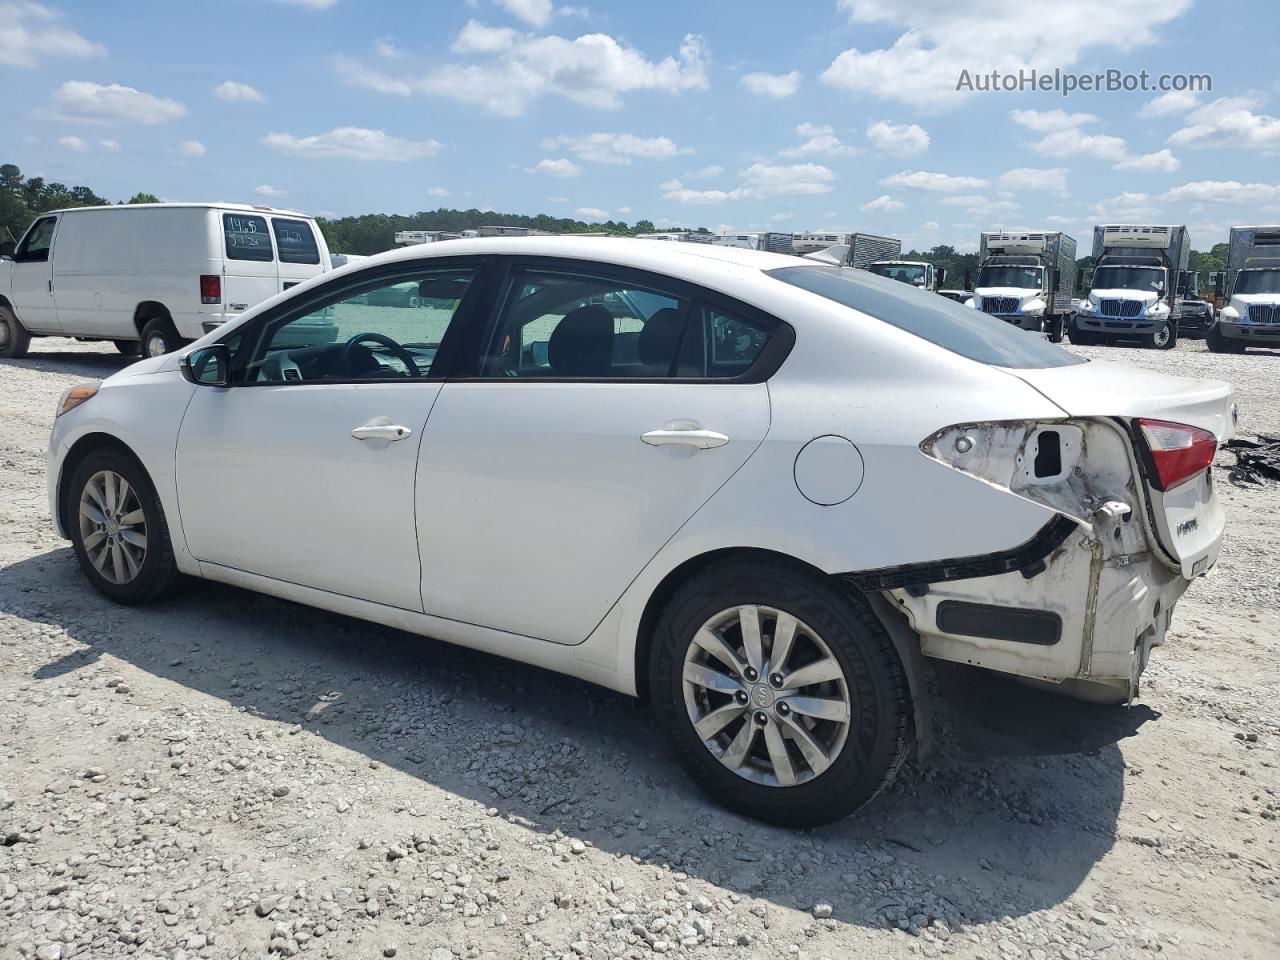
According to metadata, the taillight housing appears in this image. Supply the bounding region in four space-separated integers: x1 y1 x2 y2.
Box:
200 274 221 304
1136 418 1217 491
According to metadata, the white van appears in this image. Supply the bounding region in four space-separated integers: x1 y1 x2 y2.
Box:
0 203 332 358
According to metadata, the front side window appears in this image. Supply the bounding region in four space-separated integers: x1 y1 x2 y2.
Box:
769 265 1084 370
223 213 273 262
15 217 57 263
237 268 475 383
272 218 320 265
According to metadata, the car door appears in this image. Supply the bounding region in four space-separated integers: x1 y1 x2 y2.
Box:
175 258 489 610
270 215 328 293
415 258 786 644
219 211 278 320
9 215 61 333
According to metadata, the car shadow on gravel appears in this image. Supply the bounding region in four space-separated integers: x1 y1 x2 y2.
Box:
9 546 1145 929
0 349 139 378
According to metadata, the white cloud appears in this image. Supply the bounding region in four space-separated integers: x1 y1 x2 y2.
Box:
339 28 708 117
1009 109 1098 132
1114 149 1180 172
741 162 835 197
178 139 206 157
57 135 87 152
498 0 553 27
740 70 802 99
263 127 441 161
450 20 519 54
780 122 858 158
1088 191 1159 221
548 195 570 203
428 186 450 197
998 167 1068 194
576 206 608 219
52 80 186 125
821 0 1192 110
526 157 582 177
214 80 265 103
616 206 631 214
1161 180 1280 206
939 194 989 207
769 212 794 221
1168 97 1280 151
1032 128 1128 162
0 1 104 68
881 169 989 192
688 164 724 179
98 138 120 152
373 38 405 59
862 194 904 212
1140 89 1199 117
660 179 747 204
542 132 690 164
254 184 286 197
866 120 929 157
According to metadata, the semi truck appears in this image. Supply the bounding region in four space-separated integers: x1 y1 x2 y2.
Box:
968 231 1076 342
1070 224 1190 350
1208 225 1280 353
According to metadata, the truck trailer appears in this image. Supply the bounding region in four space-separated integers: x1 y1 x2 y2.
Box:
1070 224 1190 350
1209 225 1280 353
970 231 1076 342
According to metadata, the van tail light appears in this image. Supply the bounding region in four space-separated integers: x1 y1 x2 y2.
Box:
200 274 221 304
1136 418 1217 491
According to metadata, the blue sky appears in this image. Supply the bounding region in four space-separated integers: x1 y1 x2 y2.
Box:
3 0 1279 251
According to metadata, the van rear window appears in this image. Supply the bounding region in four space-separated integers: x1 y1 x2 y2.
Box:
272 218 320 265
223 214 273 262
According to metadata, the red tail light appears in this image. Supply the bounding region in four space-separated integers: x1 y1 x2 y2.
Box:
1136 418 1217 490
200 274 221 304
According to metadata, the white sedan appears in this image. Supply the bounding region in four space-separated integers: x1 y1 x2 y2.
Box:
47 237 1234 826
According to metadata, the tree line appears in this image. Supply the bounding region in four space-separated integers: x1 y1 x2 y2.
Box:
0 161 1233 294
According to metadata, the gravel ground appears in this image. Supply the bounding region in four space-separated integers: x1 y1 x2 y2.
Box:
1 337 1277 960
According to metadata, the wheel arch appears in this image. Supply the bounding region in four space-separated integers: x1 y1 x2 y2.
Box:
57 431 151 537
133 300 173 336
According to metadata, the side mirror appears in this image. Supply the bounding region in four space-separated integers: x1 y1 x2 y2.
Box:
181 344 231 387
0 241 15 260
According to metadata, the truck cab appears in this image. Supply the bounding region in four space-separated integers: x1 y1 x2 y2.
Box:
1210 225 1280 353
867 259 942 292
968 232 1075 341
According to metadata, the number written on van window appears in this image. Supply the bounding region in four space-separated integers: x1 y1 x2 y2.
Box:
223 214 273 262
272 218 320 265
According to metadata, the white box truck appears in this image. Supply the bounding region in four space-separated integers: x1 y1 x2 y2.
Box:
867 258 944 292
970 231 1076 342
1070 224 1190 350
0 202 332 358
1208 225 1280 353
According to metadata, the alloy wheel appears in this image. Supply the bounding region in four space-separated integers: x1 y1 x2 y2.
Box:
682 605 852 787
78 470 148 585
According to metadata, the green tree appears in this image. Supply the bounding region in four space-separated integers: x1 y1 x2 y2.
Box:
633 219 655 233
128 192 161 204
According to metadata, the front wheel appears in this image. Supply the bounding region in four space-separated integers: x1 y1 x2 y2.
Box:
1046 315 1064 344
1145 321 1177 350
67 449 181 605
1067 318 1098 346
140 318 183 358
0 306 32 359
113 340 139 355
650 559 912 827
1206 323 1244 354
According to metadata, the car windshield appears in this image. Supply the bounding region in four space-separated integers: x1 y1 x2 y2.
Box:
1091 266 1164 291
868 263 926 285
769 265 1084 369
978 265 1042 288
1233 269 1280 295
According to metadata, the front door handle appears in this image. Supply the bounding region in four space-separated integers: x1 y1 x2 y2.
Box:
641 425 729 450
351 423 412 442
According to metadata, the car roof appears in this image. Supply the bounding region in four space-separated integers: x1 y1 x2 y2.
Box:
47 202 317 219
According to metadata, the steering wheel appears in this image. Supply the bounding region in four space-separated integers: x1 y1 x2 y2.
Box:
343 332 421 378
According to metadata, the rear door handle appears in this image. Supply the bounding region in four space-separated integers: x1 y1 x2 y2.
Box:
641 426 729 450
351 423 412 442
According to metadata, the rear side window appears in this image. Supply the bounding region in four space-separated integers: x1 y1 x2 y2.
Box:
769 265 1085 369
272 218 320 265
223 213 273 262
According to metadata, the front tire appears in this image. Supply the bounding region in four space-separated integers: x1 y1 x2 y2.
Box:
113 339 139 355
0 306 32 359
1145 321 1177 350
1067 317 1098 346
650 559 912 827
1046 315 1064 344
67 448 181 605
1206 323 1244 353
140 317 182 358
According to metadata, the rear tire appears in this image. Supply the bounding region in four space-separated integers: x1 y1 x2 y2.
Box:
1046 315 1064 344
0 306 32 359
113 340 139 355
67 448 182 605
1145 321 1177 350
649 558 912 827
140 317 182 358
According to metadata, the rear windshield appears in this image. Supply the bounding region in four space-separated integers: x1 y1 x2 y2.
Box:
223 214 273 262
769 265 1085 369
272 218 320 265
